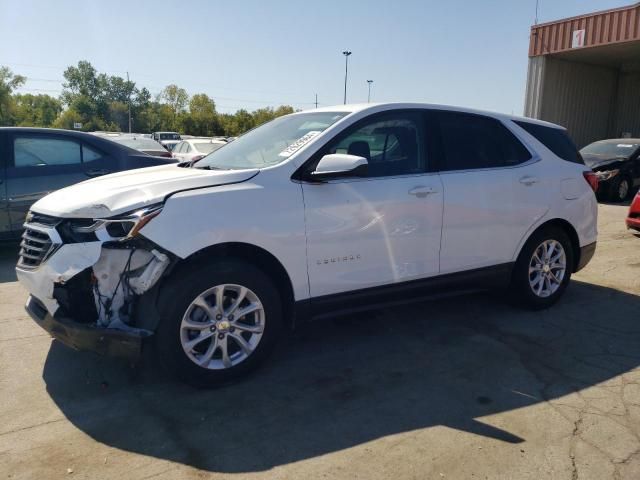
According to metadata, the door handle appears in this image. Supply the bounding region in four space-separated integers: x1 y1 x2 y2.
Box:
408 186 437 198
85 169 110 177
519 175 539 186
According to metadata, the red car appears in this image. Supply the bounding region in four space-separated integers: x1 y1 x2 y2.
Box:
627 191 640 232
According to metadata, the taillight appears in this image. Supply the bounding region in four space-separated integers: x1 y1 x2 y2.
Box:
583 171 599 193
191 155 204 162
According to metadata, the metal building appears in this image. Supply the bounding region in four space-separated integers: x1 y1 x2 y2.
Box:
524 2 640 147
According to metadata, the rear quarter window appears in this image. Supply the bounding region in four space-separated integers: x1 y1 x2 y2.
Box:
514 121 583 165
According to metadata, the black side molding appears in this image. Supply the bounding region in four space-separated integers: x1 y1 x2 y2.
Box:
295 263 514 322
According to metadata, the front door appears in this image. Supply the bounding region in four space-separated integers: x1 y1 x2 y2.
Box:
301 110 443 299
5 133 87 232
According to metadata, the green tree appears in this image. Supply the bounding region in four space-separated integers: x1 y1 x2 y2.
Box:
0 66 26 125
182 93 221 136
160 84 188 115
13 93 62 127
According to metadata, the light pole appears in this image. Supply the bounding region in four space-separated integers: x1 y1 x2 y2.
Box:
342 50 352 104
367 79 373 102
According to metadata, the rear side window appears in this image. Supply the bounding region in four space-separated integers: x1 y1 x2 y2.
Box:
514 121 583 165
13 137 82 167
82 145 103 162
434 112 531 171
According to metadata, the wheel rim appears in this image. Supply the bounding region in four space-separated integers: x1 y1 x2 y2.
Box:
528 240 567 298
619 180 629 200
180 284 265 370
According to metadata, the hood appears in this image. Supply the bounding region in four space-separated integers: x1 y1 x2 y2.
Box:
31 164 259 218
581 153 626 171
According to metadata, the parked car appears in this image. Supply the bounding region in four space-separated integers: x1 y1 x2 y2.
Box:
0 127 176 239
101 135 173 158
151 131 181 148
162 140 181 152
16 104 597 386
172 139 227 163
580 139 640 202
626 191 640 233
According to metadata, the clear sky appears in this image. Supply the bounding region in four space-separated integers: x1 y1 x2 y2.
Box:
0 0 633 114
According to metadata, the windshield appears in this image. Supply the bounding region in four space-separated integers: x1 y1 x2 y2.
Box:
194 142 225 154
194 112 348 170
581 141 639 158
160 133 181 140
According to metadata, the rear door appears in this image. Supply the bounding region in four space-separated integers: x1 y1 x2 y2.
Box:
432 110 551 274
5 132 87 232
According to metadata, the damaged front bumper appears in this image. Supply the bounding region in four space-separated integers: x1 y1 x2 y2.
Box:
16 211 173 358
25 295 149 358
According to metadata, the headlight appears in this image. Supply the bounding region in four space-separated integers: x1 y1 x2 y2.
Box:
63 205 163 242
595 169 619 181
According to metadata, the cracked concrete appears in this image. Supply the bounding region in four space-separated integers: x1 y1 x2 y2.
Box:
1 203 639 479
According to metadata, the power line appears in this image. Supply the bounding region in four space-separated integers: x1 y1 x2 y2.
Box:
3 60 318 100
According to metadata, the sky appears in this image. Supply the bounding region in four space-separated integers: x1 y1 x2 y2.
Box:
0 0 633 115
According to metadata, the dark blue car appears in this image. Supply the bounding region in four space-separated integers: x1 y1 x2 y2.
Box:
0 127 176 239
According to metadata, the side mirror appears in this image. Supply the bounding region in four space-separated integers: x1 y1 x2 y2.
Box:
310 154 368 180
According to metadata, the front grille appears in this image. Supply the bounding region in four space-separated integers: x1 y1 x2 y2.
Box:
17 213 62 269
18 228 54 269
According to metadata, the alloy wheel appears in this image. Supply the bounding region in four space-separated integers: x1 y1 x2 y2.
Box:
618 179 629 201
528 240 567 298
180 284 265 369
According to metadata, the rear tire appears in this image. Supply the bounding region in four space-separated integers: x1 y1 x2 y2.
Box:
155 258 282 387
509 227 574 310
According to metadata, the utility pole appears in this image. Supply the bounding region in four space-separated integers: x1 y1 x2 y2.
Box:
535 0 539 24
342 50 352 104
315 93 318 108
126 72 132 133
367 80 373 103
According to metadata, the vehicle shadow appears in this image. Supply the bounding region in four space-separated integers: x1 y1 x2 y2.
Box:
42 280 640 473
0 243 19 283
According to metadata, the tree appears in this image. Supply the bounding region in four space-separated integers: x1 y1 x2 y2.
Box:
182 93 221 136
160 84 188 116
0 66 26 125
13 93 62 127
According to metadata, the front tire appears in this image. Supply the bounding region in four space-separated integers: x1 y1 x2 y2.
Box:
610 176 631 202
510 227 573 310
155 259 282 387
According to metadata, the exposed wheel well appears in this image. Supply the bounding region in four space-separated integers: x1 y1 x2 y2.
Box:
170 243 296 329
523 219 581 272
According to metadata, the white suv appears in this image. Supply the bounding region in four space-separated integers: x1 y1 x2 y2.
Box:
16 103 598 386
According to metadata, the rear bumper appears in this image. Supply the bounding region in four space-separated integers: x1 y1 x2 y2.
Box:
576 242 597 272
25 295 148 359
626 217 640 232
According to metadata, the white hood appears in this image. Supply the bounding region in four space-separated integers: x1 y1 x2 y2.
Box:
31 164 259 218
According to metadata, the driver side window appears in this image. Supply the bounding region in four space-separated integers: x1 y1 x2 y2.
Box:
325 112 426 178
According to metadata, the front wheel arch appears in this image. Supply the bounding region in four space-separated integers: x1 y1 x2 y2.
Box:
152 242 296 331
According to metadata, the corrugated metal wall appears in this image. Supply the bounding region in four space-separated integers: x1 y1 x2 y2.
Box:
613 71 640 137
524 56 546 118
525 57 617 147
530 3 640 56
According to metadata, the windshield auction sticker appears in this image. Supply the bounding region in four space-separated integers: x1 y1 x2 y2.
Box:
278 131 321 157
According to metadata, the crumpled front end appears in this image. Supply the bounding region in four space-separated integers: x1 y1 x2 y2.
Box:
16 209 173 358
